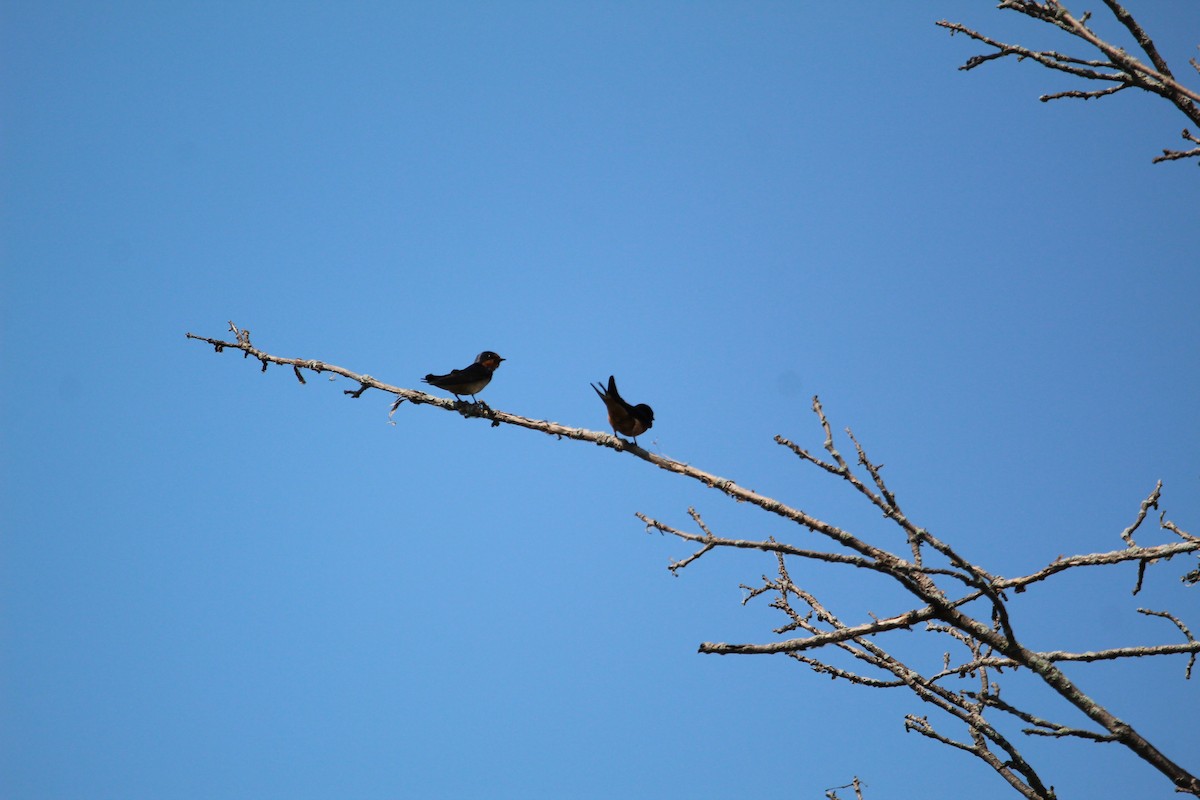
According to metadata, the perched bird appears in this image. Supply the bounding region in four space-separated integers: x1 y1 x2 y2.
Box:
423 351 505 402
591 375 654 444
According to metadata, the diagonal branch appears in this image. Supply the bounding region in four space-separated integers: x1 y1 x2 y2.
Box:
699 604 945 656
1120 481 1161 545
1101 0 1174 77
975 691 1118 742
999 539 1200 593
186 325 905 570
638 511 975 583
933 640 1200 682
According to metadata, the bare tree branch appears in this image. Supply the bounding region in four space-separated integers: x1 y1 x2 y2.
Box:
1101 0 1174 77
1120 481 1161 545
1139 608 1198 679
938 2 1200 163
933 640 1200 683
188 323 1200 798
825 776 865 800
974 692 1118 742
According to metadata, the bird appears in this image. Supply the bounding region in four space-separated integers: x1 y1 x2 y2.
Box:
591 375 654 444
423 351 505 402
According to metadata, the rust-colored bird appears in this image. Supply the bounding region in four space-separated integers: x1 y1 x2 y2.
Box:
591 375 654 444
423 351 505 402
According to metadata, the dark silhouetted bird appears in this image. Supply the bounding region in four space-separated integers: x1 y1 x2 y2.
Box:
423 351 505 402
591 375 654 444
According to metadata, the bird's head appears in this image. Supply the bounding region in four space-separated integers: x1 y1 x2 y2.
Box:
634 404 654 427
476 351 505 371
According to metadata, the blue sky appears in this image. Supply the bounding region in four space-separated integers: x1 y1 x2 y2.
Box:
3 2 1198 798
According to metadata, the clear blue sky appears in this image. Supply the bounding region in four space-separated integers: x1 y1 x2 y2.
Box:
3 2 1198 798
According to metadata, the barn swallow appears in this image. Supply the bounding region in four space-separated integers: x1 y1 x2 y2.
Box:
591 375 654 444
423 351 505 402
